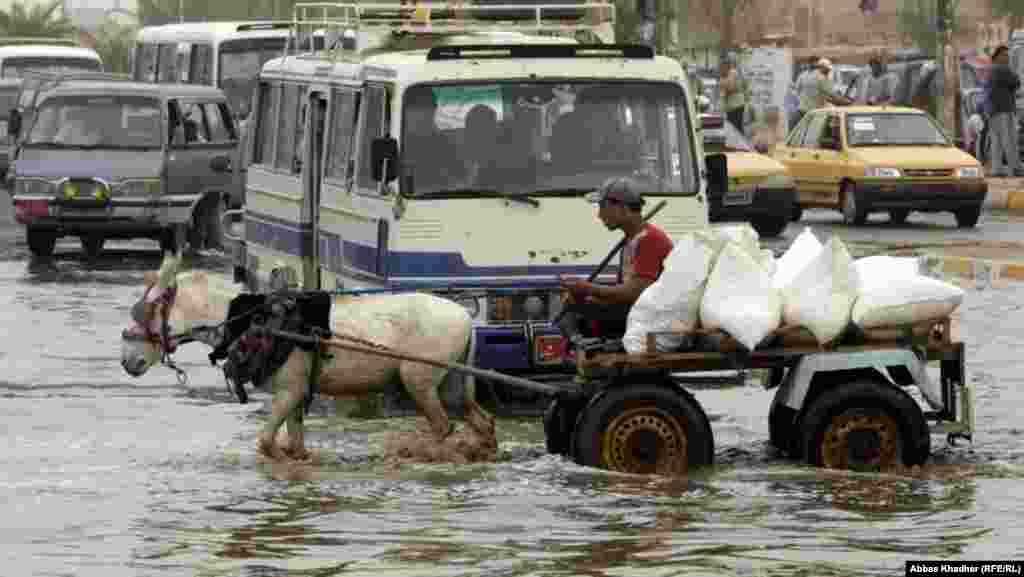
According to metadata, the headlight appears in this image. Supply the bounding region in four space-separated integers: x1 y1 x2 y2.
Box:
13 178 53 196
956 166 981 179
117 178 162 196
865 167 902 178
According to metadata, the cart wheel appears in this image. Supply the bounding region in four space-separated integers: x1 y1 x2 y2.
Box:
800 380 930 472
543 395 585 456
572 384 713 476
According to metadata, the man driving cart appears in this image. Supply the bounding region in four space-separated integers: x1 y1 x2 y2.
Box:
557 176 674 353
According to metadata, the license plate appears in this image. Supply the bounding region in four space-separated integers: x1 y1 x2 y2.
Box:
723 187 753 206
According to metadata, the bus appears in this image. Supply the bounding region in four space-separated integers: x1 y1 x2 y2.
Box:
230 1 715 394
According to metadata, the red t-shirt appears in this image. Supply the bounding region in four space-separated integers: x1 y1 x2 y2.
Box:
618 223 674 284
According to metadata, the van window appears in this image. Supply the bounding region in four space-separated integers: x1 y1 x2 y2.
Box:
254 82 278 165
357 85 387 190
326 89 358 181
180 101 210 143
275 84 300 171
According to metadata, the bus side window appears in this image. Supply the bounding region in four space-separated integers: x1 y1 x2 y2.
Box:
356 85 388 192
292 86 308 174
326 88 358 186
157 43 178 83
189 44 212 85
136 44 157 83
275 84 300 173
254 82 278 165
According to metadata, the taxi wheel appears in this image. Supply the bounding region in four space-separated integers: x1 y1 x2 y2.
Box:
888 209 909 225
841 184 868 226
751 215 788 238
791 205 804 222
955 205 981 229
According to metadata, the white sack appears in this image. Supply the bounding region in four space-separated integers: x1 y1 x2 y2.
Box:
623 233 716 353
854 255 921 290
773 227 823 290
700 242 783 351
852 273 964 328
781 236 860 345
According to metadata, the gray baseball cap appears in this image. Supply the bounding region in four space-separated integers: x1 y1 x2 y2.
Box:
586 176 646 207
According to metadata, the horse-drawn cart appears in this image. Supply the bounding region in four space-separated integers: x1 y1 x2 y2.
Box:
276 315 974 476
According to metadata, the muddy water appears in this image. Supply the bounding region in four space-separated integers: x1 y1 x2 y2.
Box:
1 242 1023 577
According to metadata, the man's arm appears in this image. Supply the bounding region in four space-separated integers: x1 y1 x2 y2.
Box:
587 276 654 306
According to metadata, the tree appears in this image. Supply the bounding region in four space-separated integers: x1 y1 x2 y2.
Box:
0 0 75 38
93 19 137 74
990 0 1024 30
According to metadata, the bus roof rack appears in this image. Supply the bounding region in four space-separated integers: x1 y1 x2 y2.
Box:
19 70 134 86
289 1 615 56
426 42 651 60
235 22 294 32
0 37 82 48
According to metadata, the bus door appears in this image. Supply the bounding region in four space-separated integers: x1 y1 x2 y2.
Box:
302 91 328 290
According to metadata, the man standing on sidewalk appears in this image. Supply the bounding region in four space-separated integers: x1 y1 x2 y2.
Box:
987 45 1023 177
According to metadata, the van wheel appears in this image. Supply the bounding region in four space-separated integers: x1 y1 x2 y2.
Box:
955 205 981 229
80 235 105 259
27 227 56 259
841 183 868 226
572 384 713 476
800 380 930 472
187 195 225 252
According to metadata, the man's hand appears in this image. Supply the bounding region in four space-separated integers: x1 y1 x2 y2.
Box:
559 275 594 300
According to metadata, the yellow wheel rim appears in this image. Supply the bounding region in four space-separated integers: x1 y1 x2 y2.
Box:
822 411 901 472
601 405 688 475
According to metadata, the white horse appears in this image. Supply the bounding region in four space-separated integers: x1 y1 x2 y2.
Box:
120 252 496 462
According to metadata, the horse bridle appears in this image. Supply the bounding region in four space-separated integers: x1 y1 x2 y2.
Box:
124 283 193 383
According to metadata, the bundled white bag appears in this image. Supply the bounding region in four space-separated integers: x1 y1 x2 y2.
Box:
851 257 964 328
781 236 860 345
772 227 823 290
623 232 716 353
700 241 783 351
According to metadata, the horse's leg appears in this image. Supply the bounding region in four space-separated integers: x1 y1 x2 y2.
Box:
283 404 310 461
400 361 450 440
258 351 307 461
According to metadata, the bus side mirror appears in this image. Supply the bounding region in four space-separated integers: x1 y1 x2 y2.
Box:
705 152 728 194
371 136 398 183
7 109 21 138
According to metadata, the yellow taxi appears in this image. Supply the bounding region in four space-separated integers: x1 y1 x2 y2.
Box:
773 106 987 228
700 113 795 238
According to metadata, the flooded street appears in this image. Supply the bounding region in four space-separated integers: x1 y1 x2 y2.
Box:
1 219 1023 576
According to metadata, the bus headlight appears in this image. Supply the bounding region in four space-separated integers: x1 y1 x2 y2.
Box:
61 180 79 200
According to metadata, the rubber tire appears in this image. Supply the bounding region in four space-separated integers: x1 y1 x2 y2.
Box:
888 209 909 225
955 205 981 229
751 215 788 238
800 380 931 471
841 183 868 226
768 401 799 458
27 227 56 259
543 396 585 456
791 205 804 222
80 235 105 259
571 384 714 476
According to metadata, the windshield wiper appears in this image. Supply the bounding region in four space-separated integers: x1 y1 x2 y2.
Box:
421 188 540 207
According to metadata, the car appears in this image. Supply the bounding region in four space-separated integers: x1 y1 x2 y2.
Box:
700 112 795 238
773 105 986 228
7 77 240 259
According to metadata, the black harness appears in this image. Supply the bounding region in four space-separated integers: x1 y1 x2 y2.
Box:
209 291 333 411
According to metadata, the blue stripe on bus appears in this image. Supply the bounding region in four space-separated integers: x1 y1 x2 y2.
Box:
244 209 614 280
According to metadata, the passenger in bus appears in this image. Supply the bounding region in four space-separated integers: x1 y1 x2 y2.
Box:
401 89 462 192
461 104 503 188
557 176 674 348
550 87 643 174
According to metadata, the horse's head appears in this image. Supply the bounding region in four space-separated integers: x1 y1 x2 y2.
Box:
120 251 183 376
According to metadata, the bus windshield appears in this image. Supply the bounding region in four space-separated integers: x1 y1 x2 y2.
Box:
401 81 697 198
26 95 163 149
1 57 100 78
218 37 287 119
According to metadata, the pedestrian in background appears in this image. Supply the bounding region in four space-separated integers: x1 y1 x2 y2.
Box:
793 55 820 129
865 55 897 105
720 57 748 134
986 45 1023 177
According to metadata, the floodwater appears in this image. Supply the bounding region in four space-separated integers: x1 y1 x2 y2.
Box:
1 239 1023 577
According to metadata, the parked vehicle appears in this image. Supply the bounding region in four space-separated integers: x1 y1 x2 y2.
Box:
700 112 794 238
0 78 21 180
0 39 102 78
774 106 986 228
7 79 239 259
228 1 719 400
